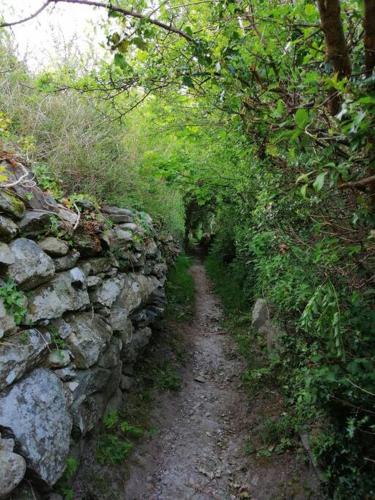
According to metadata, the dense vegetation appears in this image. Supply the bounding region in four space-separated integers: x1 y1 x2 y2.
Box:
1 0 375 497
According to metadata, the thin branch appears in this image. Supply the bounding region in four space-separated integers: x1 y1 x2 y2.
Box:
0 0 51 28
339 175 375 190
0 0 193 41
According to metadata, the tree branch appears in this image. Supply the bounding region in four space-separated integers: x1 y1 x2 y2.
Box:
0 0 193 42
339 175 375 190
0 1 51 28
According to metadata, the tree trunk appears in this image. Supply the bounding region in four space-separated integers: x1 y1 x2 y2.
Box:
364 0 375 76
317 0 351 115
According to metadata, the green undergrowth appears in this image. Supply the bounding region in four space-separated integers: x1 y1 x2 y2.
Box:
165 254 195 321
95 412 145 465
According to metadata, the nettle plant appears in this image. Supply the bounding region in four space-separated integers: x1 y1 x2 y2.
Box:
0 280 27 325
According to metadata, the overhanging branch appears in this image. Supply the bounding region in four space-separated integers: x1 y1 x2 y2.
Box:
0 0 193 42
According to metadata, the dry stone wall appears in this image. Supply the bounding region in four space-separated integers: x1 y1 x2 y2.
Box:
0 160 177 498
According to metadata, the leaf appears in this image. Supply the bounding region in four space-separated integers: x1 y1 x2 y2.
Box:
184 25 193 36
300 184 308 198
305 4 316 17
295 108 310 129
313 172 327 192
114 53 127 70
182 75 194 88
108 10 122 18
132 37 148 50
117 40 130 53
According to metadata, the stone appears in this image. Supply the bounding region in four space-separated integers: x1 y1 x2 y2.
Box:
0 450 26 498
68 366 114 435
0 242 15 265
74 229 102 257
120 375 134 391
114 273 161 316
63 312 112 368
251 298 270 331
54 252 80 272
109 308 131 336
144 239 159 258
121 327 152 363
101 206 133 223
75 198 96 211
18 211 52 237
0 190 25 219
71 392 106 436
0 298 16 339
0 368 72 486
7 238 55 290
105 388 123 415
131 305 163 327
251 298 280 353
80 256 115 276
98 337 122 368
151 262 168 279
25 270 90 323
47 350 71 369
69 267 86 287
0 435 15 452
0 215 18 242
113 228 133 242
56 207 77 227
49 318 73 340
0 329 51 391
69 366 112 401
38 237 69 257
86 275 102 288
54 365 76 382
120 222 139 232
91 276 124 308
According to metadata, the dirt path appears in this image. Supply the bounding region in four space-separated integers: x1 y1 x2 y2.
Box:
122 263 319 500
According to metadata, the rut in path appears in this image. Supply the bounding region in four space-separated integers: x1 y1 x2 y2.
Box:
122 263 319 500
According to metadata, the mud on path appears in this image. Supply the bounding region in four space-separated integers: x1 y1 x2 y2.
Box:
122 263 319 500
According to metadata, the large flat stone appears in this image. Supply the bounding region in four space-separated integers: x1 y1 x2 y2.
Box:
25 268 89 323
114 273 161 315
54 252 80 272
101 206 133 223
91 276 124 308
38 237 69 257
0 368 72 486
0 329 50 391
18 211 52 238
63 312 112 368
7 238 55 290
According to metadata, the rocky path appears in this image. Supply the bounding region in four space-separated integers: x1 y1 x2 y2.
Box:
122 263 319 500
123 263 250 499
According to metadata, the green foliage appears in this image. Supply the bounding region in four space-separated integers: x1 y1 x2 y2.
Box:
0 44 185 238
152 361 182 391
96 434 134 465
103 411 144 438
165 255 195 321
0 280 26 325
1 0 375 494
259 415 295 449
55 456 79 500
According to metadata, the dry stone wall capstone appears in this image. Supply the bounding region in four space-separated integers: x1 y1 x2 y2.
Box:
0 159 178 498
